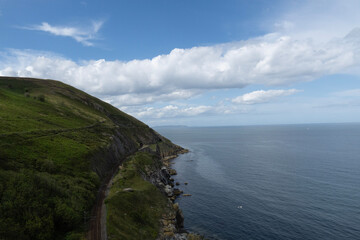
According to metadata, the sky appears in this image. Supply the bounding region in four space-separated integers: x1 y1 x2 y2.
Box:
0 0 360 126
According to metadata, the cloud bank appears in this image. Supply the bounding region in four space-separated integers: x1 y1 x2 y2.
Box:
23 21 104 46
124 103 249 120
1 29 359 110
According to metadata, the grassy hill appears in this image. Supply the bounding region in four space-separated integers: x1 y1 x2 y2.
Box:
0 77 180 240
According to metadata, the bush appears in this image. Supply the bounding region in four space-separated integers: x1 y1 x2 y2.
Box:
38 95 45 102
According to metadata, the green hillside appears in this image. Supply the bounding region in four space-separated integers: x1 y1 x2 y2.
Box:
0 77 177 240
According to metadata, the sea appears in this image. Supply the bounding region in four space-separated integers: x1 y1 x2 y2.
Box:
155 124 360 240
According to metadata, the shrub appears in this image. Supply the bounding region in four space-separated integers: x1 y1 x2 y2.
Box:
38 95 45 102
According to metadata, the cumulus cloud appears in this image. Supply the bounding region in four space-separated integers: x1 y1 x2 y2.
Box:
1 27 359 108
134 105 212 118
232 89 301 105
22 21 104 46
124 103 249 119
104 89 201 106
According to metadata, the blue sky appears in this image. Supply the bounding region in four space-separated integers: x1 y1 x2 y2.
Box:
1 0 360 126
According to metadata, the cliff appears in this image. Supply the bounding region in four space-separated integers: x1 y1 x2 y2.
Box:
0 77 186 240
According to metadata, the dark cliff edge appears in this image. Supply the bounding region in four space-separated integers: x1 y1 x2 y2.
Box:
0 76 200 240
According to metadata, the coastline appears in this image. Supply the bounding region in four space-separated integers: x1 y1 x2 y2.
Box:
157 149 203 240
140 145 204 240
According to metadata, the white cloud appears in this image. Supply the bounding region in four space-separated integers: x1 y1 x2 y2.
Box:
232 89 301 105
23 21 104 46
125 103 249 119
134 105 212 118
1 27 359 108
104 89 201 106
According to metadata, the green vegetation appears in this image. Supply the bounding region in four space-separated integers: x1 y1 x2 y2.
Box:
106 152 169 240
0 77 162 239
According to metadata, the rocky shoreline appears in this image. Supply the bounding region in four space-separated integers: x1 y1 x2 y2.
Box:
156 151 186 239
155 150 203 240
138 146 202 240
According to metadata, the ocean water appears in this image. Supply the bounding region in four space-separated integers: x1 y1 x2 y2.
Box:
155 124 360 240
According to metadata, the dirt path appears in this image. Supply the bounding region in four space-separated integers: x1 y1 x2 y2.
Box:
0 121 106 147
101 172 116 240
87 165 119 240
87 174 113 240
87 182 106 240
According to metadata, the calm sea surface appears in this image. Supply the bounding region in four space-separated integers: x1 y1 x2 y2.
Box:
155 124 360 240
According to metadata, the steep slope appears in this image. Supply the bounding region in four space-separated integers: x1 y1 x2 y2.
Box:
0 77 183 240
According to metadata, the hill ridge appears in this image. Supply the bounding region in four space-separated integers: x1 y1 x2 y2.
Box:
0 77 184 239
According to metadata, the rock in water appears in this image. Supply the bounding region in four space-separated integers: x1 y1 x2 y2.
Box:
173 188 183 196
